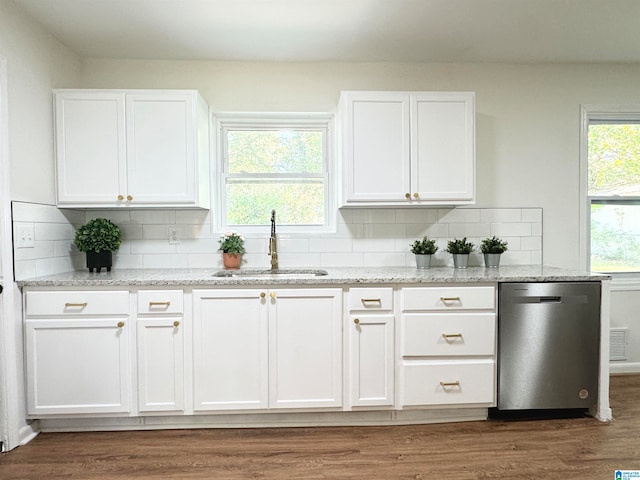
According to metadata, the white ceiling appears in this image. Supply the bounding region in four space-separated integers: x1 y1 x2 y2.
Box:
12 0 640 63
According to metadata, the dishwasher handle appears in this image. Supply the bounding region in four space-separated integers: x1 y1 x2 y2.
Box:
538 296 562 303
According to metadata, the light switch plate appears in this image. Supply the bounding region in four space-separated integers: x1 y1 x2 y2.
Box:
17 224 35 248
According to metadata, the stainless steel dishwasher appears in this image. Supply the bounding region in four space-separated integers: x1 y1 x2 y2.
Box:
497 282 600 411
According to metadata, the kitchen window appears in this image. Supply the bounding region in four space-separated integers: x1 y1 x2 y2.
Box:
584 108 640 273
214 114 334 234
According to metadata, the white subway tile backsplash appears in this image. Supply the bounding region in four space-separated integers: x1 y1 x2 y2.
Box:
113 253 144 269
175 209 211 225
309 238 352 253
363 252 406 267
438 208 481 223
353 238 396 253
531 222 543 236
35 223 74 241
130 210 176 225
522 208 543 223
352 209 396 224
85 210 131 225
142 253 189 269
130 240 177 254
12 202 54 222
320 252 363 267
491 222 532 237
405 223 448 239
395 209 438 224
521 236 542 251
56 208 86 224
11 202 544 278
13 241 55 261
480 208 522 223
448 223 491 238
363 223 406 238
120 224 143 240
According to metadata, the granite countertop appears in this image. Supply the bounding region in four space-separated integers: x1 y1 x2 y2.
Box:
16 265 610 287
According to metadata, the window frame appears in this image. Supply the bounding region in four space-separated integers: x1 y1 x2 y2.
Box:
212 112 336 235
580 105 640 276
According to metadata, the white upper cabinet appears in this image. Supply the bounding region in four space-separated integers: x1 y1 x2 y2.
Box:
54 89 210 209
340 91 475 207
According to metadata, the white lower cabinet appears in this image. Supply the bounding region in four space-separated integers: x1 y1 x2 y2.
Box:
23 282 501 424
25 290 131 416
26 320 131 415
347 287 395 408
399 285 497 408
136 290 185 413
268 289 343 409
193 289 269 410
193 288 342 411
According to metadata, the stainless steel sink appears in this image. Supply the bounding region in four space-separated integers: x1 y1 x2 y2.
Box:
213 268 329 278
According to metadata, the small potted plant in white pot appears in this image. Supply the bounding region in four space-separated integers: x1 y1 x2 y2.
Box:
74 218 122 273
410 236 438 269
218 231 246 269
481 236 508 268
446 237 475 269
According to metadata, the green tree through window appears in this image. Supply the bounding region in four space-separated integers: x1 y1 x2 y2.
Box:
588 122 640 272
218 116 332 230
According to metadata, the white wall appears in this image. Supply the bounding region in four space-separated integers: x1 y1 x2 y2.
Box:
0 0 80 450
0 0 81 204
78 60 640 270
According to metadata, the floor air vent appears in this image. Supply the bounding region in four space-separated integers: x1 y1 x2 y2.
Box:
610 328 628 361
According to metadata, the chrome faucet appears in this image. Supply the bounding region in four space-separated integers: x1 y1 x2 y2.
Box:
269 209 278 270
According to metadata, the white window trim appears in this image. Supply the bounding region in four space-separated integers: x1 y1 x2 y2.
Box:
211 112 336 236
579 104 640 276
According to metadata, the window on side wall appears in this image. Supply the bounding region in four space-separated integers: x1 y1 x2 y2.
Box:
214 114 334 234
587 115 640 273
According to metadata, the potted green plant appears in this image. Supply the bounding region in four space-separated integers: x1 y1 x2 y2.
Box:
446 237 475 269
480 236 508 268
218 231 246 269
74 218 122 273
410 236 438 269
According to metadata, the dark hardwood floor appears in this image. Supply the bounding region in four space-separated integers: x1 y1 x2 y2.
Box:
1 375 639 479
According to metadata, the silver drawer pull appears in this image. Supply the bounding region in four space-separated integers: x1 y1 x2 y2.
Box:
442 333 463 341
440 381 461 388
149 301 171 307
64 302 87 308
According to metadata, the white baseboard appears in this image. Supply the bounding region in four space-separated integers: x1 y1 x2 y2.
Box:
610 362 640 374
19 422 39 446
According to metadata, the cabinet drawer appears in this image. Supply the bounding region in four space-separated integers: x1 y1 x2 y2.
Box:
401 361 495 406
402 286 495 311
402 313 495 357
26 291 129 316
137 290 184 315
348 288 393 311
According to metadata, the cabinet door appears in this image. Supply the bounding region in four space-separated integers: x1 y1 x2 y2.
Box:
25 319 130 415
342 92 411 204
349 314 395 407
125 93 196 205
268 289 342 409
137 317 184 412
411 92 475 202
55 92 126 205
193 289 268 410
